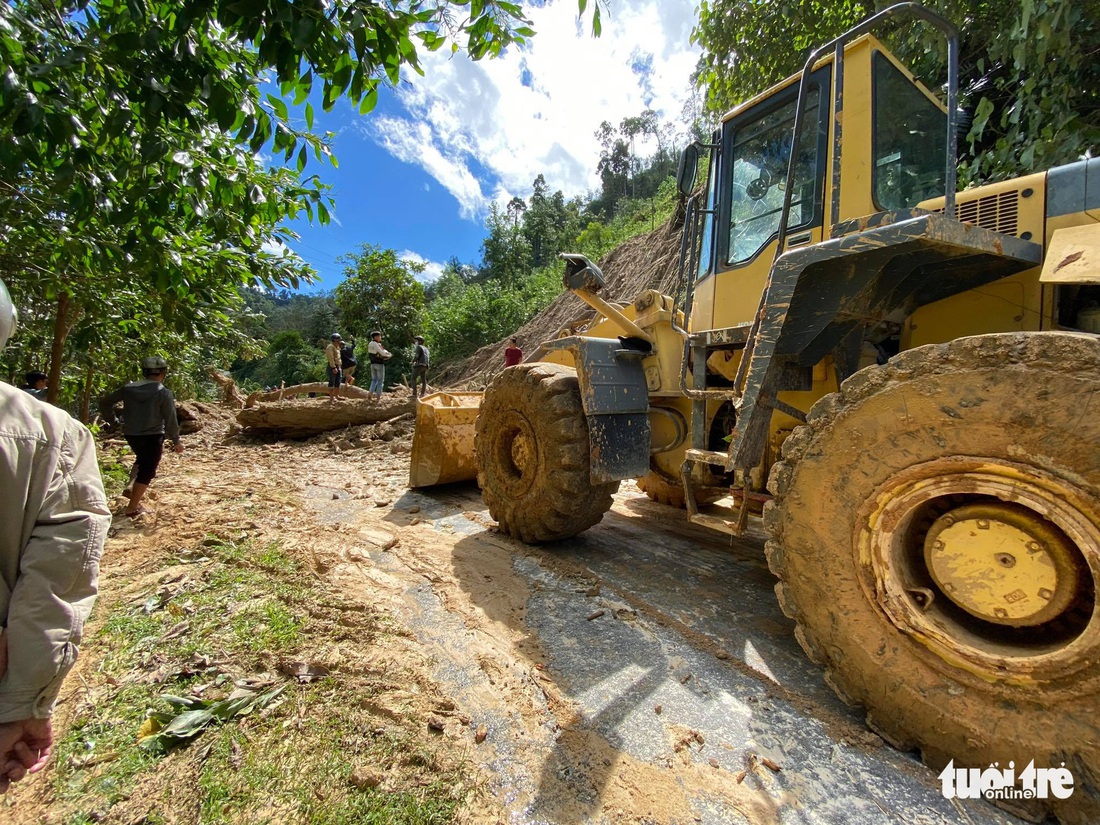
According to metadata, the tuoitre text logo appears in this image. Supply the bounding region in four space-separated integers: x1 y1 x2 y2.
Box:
939 760 1074 801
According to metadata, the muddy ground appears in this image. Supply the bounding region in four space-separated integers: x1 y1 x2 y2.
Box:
3 408 1033 825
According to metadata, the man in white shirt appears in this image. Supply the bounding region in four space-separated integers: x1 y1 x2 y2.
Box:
366 331 392 401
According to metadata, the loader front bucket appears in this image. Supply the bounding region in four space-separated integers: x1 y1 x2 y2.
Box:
409 392 483 487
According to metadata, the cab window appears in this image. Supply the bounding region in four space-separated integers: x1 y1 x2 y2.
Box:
697 148 717 280
726 86 823 265
872 51 947 210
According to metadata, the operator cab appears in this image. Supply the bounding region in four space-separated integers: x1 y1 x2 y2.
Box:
683 35 949 333
671 8 1040 491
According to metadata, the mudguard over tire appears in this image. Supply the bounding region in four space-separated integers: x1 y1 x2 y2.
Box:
476 363 618 543
765 333 1100 824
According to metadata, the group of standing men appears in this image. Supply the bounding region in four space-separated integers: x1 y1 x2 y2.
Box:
323 331 435 401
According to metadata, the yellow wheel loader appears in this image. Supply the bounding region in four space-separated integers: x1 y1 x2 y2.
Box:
410 4 1100 819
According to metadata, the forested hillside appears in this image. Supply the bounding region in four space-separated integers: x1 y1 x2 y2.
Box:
225 139 682 397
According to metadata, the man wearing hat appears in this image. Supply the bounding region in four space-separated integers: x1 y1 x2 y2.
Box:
324 333 344 403
101 356 184 518
20 371 48 401
411 336 430 399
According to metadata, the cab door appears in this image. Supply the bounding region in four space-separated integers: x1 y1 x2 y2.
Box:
691 69 830 333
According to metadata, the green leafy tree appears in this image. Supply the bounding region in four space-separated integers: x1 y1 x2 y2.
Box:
257 291 338 340
480 202 531 285
620 114 648 197
424 258 477 301
0 0 593 405
691 0 1100 184
523 175 584 268
303 297 343 347
1 0 544 236
524 175 554 267
334 244 425 344
506 196 528 227
592 113 679 220
594 120 631 217
422 277 535 364
237 330 324 389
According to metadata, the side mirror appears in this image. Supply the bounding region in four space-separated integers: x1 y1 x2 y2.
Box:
676 143 700 197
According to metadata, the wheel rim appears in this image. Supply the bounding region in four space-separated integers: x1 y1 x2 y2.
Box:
858 456 1100 683
492 411 539 498
924 501 1081 626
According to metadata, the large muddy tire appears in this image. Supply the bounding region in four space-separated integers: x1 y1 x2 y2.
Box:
636 471 724 509
476 363 618 543
764 333 1100 824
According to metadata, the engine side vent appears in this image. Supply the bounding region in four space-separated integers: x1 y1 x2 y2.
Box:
939 191 1020 236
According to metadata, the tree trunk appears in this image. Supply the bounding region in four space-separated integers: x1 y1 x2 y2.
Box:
245 381 373 406
46 292 71 406
236 395 414 438
79 357 94 423
205 366 248 408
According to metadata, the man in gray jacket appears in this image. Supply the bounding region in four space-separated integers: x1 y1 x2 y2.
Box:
0 279 110 791
102 356 184 518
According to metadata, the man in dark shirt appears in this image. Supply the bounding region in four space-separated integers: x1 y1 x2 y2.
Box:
19 371 47 401
412 336 430 399
102 356 184 518
340 336 358 386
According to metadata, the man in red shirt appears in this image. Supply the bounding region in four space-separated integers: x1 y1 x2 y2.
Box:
503 338 523 368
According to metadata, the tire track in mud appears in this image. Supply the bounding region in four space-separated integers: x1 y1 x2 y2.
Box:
517 518 885 752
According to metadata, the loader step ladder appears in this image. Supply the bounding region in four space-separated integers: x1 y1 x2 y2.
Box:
680 327 758 536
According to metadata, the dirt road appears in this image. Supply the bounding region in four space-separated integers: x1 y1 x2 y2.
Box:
6 418 1030 824
301 435 1026 825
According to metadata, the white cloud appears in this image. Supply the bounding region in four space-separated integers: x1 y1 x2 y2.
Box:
372 118 487 218
364 0 700 219
261 238 294 257
399 249 446 283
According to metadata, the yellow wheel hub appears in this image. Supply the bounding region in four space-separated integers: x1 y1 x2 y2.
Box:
924 503 1081 627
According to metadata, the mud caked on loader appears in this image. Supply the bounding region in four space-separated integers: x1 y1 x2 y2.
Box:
410 4 1100 820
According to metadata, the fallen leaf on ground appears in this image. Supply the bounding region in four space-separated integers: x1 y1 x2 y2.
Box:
138 684 286 753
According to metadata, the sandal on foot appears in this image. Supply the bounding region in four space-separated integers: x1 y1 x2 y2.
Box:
125 506 150 519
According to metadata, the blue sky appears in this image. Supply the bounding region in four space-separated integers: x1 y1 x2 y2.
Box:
280 0 702 292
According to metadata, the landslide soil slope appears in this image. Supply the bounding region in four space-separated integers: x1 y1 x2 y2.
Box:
433 203 688 389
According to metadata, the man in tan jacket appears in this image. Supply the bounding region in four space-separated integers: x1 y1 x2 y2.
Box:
324 333 344 404
0 279 109 790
